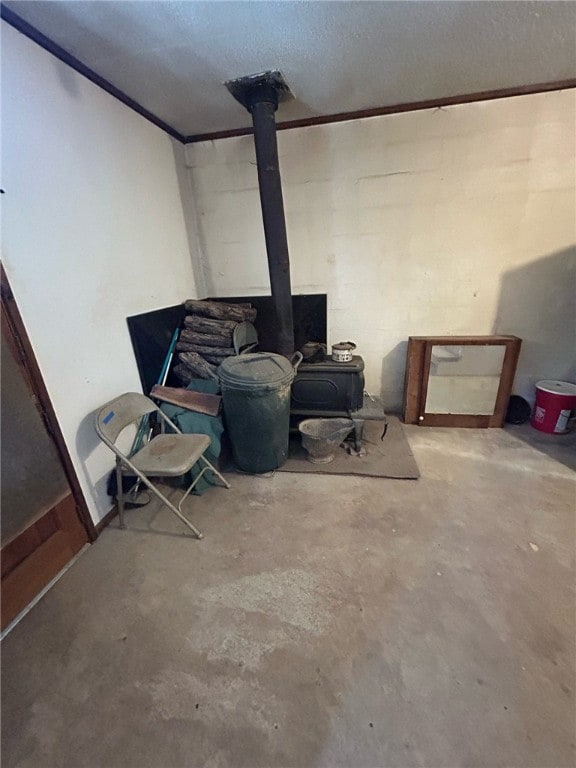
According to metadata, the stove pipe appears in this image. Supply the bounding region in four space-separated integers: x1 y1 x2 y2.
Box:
225 72 295 357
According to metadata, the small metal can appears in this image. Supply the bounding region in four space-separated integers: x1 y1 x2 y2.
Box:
331 341 356 363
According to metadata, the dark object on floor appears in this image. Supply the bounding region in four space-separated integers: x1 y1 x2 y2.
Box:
106 472 150 506
150 385 221 416
277 417 419 479
122 490 150 508
505 395 532 425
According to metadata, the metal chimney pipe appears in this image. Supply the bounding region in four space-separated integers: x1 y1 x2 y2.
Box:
225 73 295 357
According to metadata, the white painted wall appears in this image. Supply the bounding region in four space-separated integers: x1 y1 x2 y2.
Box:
1 24 198 524
186 90 576 409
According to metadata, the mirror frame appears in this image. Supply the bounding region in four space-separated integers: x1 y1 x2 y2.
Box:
403 335 522 427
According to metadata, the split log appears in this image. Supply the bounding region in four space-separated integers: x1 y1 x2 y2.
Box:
176 341 235 358
173 365 195 386
183 315 237 337
184 299 257 323
180 329 233 349
178 351 219 381
202 355 228 366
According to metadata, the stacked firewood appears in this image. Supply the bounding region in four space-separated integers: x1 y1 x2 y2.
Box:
173 299 257 384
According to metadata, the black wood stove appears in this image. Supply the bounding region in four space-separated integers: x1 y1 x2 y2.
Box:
291 354 384 452
292 355 365 414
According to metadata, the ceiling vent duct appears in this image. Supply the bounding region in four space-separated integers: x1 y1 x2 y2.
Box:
225 71 295 357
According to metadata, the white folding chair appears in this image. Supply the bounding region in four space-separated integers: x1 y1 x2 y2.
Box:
95 392 229 539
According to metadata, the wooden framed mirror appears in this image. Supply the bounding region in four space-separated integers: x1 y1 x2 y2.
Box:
403 336 522 427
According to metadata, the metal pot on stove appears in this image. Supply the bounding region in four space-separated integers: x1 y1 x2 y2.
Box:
331 341 357 363
300 341 327 361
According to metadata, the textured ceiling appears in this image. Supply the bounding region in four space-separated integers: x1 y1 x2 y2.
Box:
4 1 576 138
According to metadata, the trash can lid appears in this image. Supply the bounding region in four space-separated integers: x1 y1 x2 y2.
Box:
219 352 295 388
536 380 576 396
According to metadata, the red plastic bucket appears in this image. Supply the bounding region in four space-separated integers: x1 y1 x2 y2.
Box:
531 380 576 434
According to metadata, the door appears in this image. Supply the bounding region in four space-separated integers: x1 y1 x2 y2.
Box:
1 269 93 630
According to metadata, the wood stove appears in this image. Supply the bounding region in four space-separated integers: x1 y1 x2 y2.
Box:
292 355 365 415
290 353 384 453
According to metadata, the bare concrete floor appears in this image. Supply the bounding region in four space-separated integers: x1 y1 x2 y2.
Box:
2 424 575 768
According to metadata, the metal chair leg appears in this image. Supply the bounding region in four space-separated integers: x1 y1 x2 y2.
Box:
115 461 203 538
134 474 204 539
200 455 231 489
176 456 229 514
114 454 230 540
116 456 126 529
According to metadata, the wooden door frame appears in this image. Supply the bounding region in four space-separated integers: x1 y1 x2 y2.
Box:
1 264 96 542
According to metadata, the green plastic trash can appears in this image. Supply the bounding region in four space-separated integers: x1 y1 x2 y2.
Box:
219 353 297 473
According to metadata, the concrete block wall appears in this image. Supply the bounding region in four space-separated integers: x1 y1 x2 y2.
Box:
186 90 575 409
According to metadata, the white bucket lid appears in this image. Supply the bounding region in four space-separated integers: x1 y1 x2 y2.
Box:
536 380 576 396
